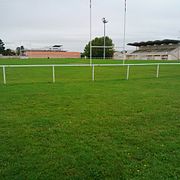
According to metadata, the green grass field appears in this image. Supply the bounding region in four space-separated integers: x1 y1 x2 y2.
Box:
0 58 180 179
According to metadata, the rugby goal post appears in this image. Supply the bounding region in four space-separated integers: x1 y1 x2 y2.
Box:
89 0 127 65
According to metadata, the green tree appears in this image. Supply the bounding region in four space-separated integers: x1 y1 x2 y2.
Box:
16 47 21 56
16 46 25 56
20 46 25 55
0 39 5 54
84 36 114 58
3 49 16 56
20 46 25 52
0 39 16 56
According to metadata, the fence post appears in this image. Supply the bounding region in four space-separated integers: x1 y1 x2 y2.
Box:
92 65 95 81
52 65 55 83
156 64 160 78
3 66 6 84
126 65 130 80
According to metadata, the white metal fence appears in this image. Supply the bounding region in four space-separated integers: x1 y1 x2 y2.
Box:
0 63 180 84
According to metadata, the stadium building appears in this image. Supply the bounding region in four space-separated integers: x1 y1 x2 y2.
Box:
25 45 81 59
127 39 180 60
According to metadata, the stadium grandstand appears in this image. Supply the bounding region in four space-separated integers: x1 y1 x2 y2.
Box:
127 39 180 60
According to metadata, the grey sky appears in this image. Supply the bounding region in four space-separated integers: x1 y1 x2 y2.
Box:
1 0 180 52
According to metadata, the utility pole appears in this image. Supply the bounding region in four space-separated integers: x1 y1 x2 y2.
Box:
102 17 108 60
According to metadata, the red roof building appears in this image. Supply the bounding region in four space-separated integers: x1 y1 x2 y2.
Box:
25 50 81 59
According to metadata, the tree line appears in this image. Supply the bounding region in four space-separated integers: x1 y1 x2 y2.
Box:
0 39 25 56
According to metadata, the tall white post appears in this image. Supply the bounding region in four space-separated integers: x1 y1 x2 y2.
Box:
102 17 108 60
156 64 160 78
90 0 92 65
123 0 127 64
92 65 95 81
52 65 55 83
3 66 6 84
104 22 106 60
126 65 130 80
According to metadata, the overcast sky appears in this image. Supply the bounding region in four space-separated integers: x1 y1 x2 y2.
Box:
1 0 180 52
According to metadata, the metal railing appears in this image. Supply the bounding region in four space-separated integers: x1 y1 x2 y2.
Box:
1 63 180 84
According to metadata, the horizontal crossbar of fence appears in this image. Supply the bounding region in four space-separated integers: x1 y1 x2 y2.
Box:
0 63 180 68
91 46 123 49
94 63 180 67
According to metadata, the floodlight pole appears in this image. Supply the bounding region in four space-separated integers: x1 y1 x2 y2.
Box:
123 0 127 64
90 0 92 65
102 18 108 60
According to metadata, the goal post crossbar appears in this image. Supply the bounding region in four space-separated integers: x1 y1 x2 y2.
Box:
91 46 123 49
91 46 114 49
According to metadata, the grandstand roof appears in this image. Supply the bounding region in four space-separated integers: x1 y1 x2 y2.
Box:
53 45 62 47
128 39 180 47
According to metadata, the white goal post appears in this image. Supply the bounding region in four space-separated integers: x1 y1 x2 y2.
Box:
89 0 127 64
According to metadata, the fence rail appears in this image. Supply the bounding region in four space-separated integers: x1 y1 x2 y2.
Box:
1 63 180 84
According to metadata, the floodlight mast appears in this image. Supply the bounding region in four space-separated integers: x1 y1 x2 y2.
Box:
102 17 108 59
123 0 127 64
